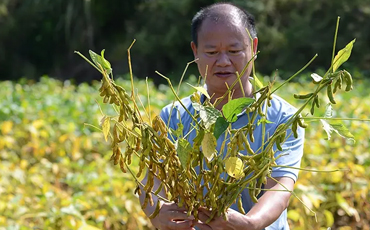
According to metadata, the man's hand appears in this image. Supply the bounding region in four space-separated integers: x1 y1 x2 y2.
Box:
194 177 295 230
195 207 253 230
150 202 197 230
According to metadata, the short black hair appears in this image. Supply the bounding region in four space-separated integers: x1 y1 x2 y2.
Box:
191 3 257 47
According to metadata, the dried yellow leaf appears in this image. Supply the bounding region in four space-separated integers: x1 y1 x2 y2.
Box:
225 157 244 179
201 132 217 161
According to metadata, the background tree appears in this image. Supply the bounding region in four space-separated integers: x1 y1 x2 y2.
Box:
0 0 369 83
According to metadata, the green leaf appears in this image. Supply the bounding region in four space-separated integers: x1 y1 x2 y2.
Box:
100 116 110 142
249 76 264 90
89 50 112 74
222 97 255 122
335 193 352 216
170 123 184 137
320 119 355 142
257 116 274 126
176 138 192 170
100 49 112 74
200 106 222 130
332 39 356 72
79 224 102 230
287 210 301 222
323 210 334 227
193 128 205 146
201 132 217 161
187 83 210 99
190 92 201 103
225 157 244 179
324 104 333 118
214 117 229 139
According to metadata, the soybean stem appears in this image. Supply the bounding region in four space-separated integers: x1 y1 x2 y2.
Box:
156 71 200 127
331 17 341 69
272 54 318 94
74 51 103 74
272 165 345 173
303 117 370 122
127 39 136 97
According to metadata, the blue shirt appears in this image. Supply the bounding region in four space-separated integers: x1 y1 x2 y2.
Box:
160 94 304 230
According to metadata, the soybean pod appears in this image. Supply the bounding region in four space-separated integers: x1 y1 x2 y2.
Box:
148 200 161 219
237 195 246 215
343 70 353 91
294 93 314 99
292 120 298 138
327 84 336 104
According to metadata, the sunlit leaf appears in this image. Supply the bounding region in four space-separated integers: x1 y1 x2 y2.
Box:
192 102 202 111
187 84 210 99
225 157 244 179
323 210 334 227
199 106 222 130
176 138 192 170
214 117 229 139
324 103 333 118
301 194 313 214
222 97 255 122
335 193 352 216
100 49 112 75
311 73 323 83
170 123 184 137
190 92 201 103
89 50 103 67
79 224 102 230
193 128 205 146
100 116 110 142
1 121 13 135
257 116 274 126
249 76 264 90
320 119 354 141
61 204 83 218
201 132 217 161
307 193 325 209
287 209 300 222
332 39 356 72
89 50 112 74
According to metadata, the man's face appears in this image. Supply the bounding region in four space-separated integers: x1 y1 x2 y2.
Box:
191 17 258 99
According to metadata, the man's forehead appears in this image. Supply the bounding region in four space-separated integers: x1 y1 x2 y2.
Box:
204 5 243 25
203 43 244 48
198 18 249 42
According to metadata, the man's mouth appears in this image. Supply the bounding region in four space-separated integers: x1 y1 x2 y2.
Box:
214 72 234 78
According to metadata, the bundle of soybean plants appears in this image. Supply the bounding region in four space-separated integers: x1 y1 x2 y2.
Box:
76 18 363 222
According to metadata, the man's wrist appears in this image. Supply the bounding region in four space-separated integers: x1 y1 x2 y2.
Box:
242 214 259 230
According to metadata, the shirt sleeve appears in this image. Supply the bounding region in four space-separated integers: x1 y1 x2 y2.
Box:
271 125 305 182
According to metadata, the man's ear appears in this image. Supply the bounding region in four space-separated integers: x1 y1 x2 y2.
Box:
191 41 198 60
252 38 258 55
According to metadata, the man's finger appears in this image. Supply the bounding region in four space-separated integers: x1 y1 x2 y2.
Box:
198 207 212 216
166 202 188 211
197 211 211 224
167 219 194 229
194 222 212 230
169 210 195 221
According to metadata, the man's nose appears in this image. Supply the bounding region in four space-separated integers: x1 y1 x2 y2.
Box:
216 52 231 67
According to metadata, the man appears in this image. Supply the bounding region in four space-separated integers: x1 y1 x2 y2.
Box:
140 3 304 230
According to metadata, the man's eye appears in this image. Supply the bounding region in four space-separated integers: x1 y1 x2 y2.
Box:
206 51 218 55
229 50 241 54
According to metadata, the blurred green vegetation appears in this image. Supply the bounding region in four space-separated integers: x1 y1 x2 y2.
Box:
0 76 369 229
0 0 369 83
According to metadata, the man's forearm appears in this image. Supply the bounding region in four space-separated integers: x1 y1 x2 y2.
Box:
243 177 294 230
